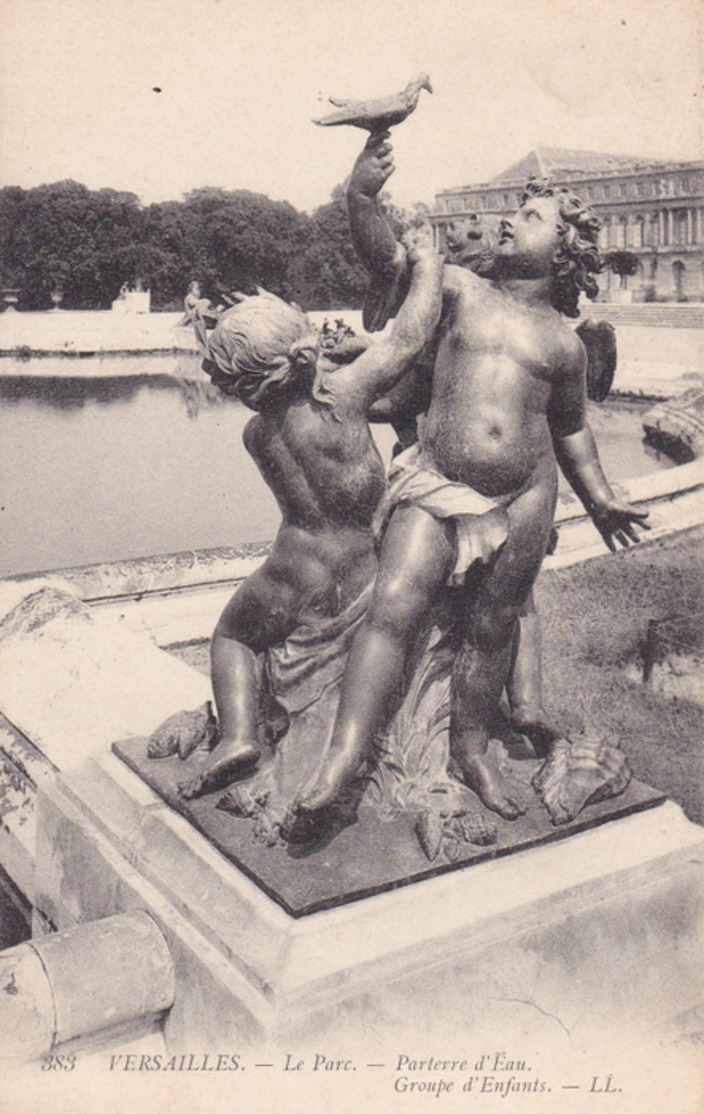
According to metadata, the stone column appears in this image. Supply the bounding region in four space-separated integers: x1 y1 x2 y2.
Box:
0 911 175 1063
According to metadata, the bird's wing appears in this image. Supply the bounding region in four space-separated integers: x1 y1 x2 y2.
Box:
328 96 352 108
314 93 405 126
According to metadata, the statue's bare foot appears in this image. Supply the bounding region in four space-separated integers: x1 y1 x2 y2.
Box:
179 739 259 799
280 799 335 845
455 748 527 821
295 749 362 816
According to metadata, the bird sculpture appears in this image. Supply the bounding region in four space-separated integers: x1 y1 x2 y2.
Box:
313 72 432 133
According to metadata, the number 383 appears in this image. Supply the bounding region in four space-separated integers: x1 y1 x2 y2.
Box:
41 1054 76 1071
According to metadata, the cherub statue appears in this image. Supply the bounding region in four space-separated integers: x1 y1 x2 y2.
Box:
444 214 495 275
292 136 648 824
156 233 443 805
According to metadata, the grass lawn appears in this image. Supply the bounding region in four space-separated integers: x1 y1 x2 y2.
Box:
536 526 704 825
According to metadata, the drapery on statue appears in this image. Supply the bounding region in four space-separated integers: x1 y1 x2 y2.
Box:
289 129 648 823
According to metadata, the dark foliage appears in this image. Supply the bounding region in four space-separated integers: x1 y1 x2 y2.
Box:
605 250 639 278
0 180 413 312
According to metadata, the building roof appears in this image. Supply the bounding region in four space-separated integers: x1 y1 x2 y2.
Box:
490 147 671 184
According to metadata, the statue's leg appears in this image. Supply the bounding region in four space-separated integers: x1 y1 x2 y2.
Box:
295 505 455 813
507 590 542 720
451 482 556 818
178 633 264 798
507 591 559 755
181 550 328 799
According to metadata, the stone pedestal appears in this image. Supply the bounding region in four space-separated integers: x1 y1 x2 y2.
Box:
643 387 704 461
1 579 702 1077
111 291 151 314
34 754 704 1055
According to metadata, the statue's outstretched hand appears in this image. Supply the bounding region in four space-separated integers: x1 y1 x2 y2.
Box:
350 131 395 197
591 498 650 551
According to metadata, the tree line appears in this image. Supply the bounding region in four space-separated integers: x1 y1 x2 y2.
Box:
0 180 420 312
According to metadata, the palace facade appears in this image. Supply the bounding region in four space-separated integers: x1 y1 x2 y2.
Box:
431 148 704 302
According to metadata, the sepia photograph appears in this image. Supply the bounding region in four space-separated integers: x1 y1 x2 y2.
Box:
0 0 702 1111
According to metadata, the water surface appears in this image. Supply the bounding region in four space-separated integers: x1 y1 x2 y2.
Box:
0 357 674 577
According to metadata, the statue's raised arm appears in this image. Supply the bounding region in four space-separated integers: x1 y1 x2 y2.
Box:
347 134 411 332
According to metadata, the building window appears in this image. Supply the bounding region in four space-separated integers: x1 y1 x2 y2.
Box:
672 260 686 300
603 184 611 198
617 219 627 249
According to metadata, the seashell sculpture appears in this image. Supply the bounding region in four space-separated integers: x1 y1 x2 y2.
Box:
147 702 217 760
415 806 498 862
532 734 632 826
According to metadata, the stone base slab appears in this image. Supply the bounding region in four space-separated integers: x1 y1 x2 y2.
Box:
113 733 666 917
34 750 704 1053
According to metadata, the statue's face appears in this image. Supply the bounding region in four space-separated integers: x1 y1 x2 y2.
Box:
204 361 240 397
446 215 482 251
495 195 562 279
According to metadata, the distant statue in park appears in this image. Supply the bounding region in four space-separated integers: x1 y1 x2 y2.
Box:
178 281 213 326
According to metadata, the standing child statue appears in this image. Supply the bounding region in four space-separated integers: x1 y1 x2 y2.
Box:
293 134 649 824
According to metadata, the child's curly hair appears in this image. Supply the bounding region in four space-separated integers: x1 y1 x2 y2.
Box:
204 289 332 411
521 178 604 318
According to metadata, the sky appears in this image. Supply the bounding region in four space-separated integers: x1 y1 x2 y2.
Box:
0 0 701 213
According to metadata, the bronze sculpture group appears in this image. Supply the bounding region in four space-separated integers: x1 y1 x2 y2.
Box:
149 80 648 859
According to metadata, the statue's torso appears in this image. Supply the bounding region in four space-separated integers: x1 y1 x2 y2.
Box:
424 270 577 499
245 397 386 533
